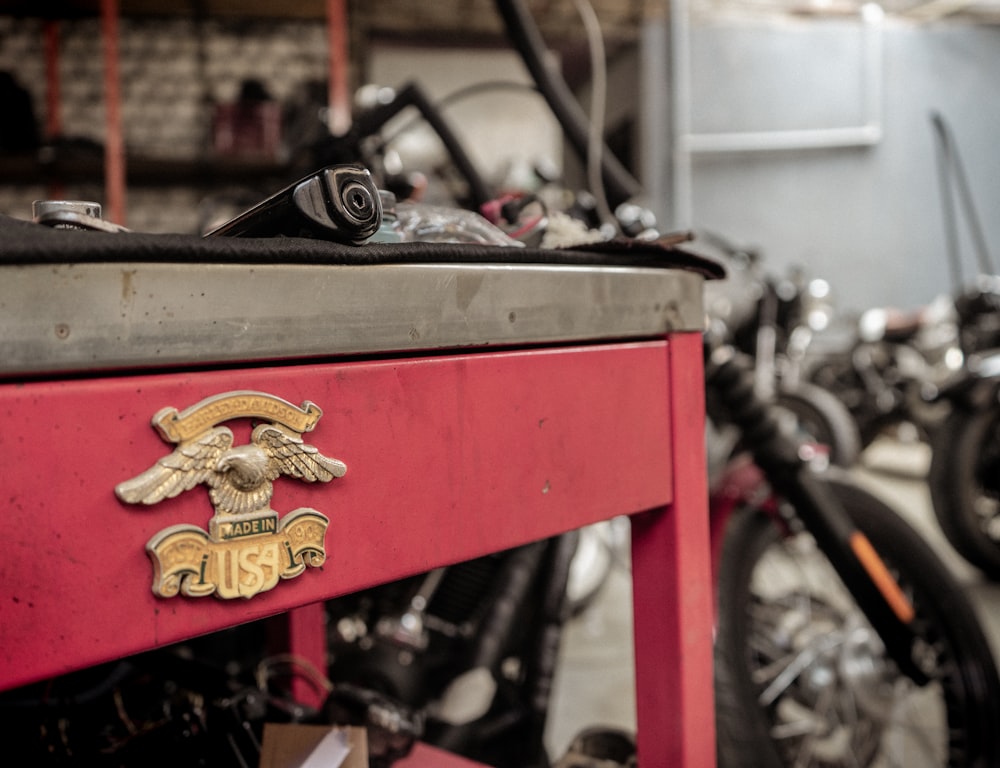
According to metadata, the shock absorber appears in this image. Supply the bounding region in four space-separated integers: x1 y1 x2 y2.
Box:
704 344 796 471
704 343 929 685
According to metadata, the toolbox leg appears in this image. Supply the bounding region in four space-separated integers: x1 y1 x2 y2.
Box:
272 601 330 711
630 332 715 767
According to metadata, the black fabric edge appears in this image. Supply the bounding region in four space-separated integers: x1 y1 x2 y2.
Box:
0 214 725 280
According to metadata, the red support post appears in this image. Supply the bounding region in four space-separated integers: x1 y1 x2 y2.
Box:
286 602 330 710
43 20 61 140
43 20 64 200
101 0 126 225
326 0 352 136
630 331 716 767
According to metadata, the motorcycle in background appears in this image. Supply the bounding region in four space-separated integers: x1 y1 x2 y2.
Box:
925 286 1000 579
923 110 1000 580
807 111 1000 581
806 293 965 449
807 276 1000 448
705 343 1000 768
702 231 861 467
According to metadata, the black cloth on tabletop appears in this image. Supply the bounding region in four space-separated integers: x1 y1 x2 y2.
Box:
0 214 724 280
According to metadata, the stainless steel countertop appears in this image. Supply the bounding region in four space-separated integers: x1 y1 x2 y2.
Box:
0 261 705 377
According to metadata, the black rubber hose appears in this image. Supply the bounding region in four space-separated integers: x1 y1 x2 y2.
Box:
493 0 643 208
354 82 493 209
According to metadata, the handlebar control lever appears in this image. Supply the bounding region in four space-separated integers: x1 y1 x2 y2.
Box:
205 164 382 245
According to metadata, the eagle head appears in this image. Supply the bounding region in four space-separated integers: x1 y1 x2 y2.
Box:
216 444 271 492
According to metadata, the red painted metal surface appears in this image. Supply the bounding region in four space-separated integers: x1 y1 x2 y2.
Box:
1 332 716 766
43 21 61 139
101 0 126 224
0 341 675 691
326 0 352 136
43 20 65 200
631 331 715 767
284 603 332 709
397 742 487 767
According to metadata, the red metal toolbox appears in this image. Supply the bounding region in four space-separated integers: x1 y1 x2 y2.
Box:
0 221 716 766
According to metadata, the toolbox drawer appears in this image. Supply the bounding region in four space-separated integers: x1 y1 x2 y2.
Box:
1 341 674 690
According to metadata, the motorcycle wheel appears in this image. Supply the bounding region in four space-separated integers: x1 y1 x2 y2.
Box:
928 404 1000 579
715 476 1000 768
774 383 862 467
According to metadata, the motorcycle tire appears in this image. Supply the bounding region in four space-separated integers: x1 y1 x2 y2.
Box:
928 404 1000 579
714 476 1000 768
774 383 862 467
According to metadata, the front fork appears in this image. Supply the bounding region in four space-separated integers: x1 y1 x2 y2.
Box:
705 344 929 685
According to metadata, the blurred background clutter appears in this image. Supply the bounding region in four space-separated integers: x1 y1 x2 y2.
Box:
1 1 999 315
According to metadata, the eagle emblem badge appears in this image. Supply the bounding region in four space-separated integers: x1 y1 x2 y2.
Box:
116 391 346 600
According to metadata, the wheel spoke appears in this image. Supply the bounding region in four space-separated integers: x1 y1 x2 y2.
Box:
757 634 843 708
750 542 947 766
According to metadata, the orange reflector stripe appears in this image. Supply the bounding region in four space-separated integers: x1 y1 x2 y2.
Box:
849 531 916 624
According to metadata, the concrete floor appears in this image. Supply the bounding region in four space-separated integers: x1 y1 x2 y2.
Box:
543 436 1000 762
